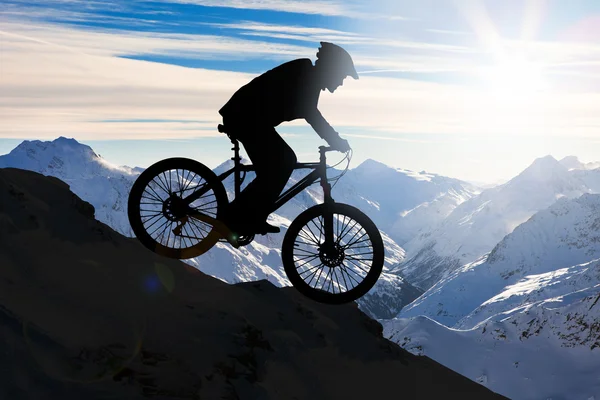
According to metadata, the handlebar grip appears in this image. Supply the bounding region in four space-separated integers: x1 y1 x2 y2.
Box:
319 146 334 152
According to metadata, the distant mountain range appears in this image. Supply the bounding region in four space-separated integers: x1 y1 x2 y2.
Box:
397 154 600 291
3 136 599 399
385 193 600 400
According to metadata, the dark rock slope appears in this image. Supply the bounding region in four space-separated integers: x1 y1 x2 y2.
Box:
0 167 506 400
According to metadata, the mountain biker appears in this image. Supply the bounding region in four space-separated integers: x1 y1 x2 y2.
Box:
218 41 358 236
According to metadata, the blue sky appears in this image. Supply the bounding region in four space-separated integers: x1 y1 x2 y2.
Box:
2 0 600 182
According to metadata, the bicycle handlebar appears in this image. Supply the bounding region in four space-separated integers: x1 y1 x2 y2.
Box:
319 145 350 154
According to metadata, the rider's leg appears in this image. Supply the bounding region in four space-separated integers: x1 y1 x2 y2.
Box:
225 127 296 232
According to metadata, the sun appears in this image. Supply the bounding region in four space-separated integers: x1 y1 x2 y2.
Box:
482 58 549 103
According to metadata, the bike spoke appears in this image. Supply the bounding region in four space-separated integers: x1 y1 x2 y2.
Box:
194 198 218 207
179 169 192 194
177 169 184 194
295 255 321 270
166 220 173 247
154 219 172 244
143 213 167 231
333 269 344 293
338 266 350 291
187 217 211 236
336 218 358 243
324 267 334 292
345 258 370 275
344 244 373 251
314 264 326 289
343 237 371 249
141 191 163 203
310 218 324 244
303 263 324 287
292 245 320 255
345 251 373 257
342 231 369 249
183 223 203 247
298 224 317 245
141 213 162 225
183 173 202 195
296 229 319 246
293 253 320 262
339 264 362 286
147 181 167 203
149 218 171 238
339 225 364 247
166 170 173 193
140 208 162 214
154 174 170 196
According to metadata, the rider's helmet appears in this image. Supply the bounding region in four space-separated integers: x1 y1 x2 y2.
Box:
315 42 359 81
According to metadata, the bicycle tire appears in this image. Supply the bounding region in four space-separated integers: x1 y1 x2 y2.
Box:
128 157 227 259
282 203 384 304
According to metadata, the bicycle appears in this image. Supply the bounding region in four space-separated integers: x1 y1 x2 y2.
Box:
127 124 384 304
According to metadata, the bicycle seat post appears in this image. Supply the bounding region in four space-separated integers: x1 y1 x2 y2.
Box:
230 135 241 198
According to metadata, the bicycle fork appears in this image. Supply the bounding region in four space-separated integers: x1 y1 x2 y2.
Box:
319 150 336 253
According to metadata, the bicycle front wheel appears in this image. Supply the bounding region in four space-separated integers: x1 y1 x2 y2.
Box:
127 157 227 259
282 203 384 304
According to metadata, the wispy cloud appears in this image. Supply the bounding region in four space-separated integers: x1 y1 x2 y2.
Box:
2 16 600 142
2 3 600 148
150 0 408 19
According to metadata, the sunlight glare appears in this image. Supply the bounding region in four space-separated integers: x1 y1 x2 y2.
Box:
483 58 548 103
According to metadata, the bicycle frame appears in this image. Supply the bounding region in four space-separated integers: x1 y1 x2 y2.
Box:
183 137 335 214
181 135 337 247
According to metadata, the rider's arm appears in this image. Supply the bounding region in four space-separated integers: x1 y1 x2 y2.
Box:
305 109 340 143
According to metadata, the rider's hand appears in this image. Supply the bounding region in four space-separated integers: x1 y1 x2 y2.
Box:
330 136 351 153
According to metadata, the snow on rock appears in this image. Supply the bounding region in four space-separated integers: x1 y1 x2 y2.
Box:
559 155 600 171
399 193 600 327
383 288 600 400
388 193 600 398
398 155 591 291
0 136 139 236
332 158 480 246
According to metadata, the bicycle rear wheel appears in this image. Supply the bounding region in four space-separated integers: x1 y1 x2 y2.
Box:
282 203 384 304
127 157 227 259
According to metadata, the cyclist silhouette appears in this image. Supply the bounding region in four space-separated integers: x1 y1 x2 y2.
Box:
218 41 358 235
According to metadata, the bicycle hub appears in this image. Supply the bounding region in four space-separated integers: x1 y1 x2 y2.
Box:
319 243 345 268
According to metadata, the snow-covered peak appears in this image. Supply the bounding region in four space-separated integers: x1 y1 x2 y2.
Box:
509 155 568 184
12 136 99 161
400 193 600 328
0 136 137 178
355 158 389 172
559 155 600 171
559 155 585 171
212 156 252 175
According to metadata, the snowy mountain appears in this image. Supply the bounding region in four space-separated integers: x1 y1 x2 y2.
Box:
399 193 600 326
398 155 592 291
0 137 139 236
3 137 482 318
383 194 600 399
333 159 480 246
559 155 600 171
383 287 600 400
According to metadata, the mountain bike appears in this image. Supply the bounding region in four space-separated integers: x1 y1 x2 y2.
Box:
127 124 384 304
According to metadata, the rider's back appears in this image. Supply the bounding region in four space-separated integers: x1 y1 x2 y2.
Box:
219 58 320 130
